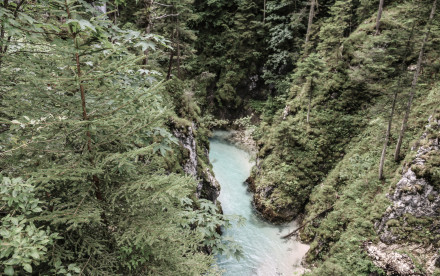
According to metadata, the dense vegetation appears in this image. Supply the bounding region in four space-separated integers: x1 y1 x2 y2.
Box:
247 0 440 275
1 0 440 275
0 1 237 275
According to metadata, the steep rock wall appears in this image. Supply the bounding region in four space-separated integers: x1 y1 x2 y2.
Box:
173 123 220 203
369 115 440 275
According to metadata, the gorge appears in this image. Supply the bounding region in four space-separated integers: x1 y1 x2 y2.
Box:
210 131 309 275
1 0 440 275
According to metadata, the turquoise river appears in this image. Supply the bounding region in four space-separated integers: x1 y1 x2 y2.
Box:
210 131 309 276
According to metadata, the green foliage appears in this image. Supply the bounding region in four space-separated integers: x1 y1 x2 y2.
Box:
0 1 236 275
317 0 356 56
191 0 266 110
262 0 307 93
0 177 60 275
2 0 440 274
251 0 440 274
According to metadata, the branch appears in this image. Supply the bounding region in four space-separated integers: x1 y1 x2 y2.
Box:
98 80 164 118
13 0 26 17
2 0 27 53
282 205 334 239
153 1 173 7
0 0 10 54
79 256 92 276
153 13 179 20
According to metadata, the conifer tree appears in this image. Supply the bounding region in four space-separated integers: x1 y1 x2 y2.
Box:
0 1 236 274
317 0 355 59
378 21 416 180
262 0 307 95
394 0 437 161
291 53 324 124
305 0 317 52
375 0 385 35
191 0 265 109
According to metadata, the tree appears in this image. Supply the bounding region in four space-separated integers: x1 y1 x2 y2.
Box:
191 0 265 110
378 21 416 180
317 0 355 58
143 0 154 64
263 0 307 95
375 0 385 35
0 1 235 274
394 0 437 161
0 177 60 275
305 0 317 52
291 53 325 124
0 0 26 68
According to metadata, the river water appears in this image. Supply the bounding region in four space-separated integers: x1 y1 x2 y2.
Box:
209 131 309 276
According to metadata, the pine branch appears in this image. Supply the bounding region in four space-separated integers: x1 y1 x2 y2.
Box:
153 13 180 20
153 1 173 7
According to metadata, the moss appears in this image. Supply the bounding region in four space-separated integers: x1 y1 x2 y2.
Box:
386 219 400 228
411 152 440 190
414 184 423 192
384 214 440 246
245 2 440 275
297 83 440 275
171 116 193 130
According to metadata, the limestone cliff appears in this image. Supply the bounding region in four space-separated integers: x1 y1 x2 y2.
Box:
368 114 440 275
173 123 220 203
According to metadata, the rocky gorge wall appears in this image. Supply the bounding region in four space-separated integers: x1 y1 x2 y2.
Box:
173 122 220 203
367 114 440 275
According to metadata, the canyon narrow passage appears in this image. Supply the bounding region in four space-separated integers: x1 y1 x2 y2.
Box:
210 131 309 276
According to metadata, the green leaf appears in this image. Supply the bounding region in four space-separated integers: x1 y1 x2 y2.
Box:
135 41 156 52
4 266 14 276
23 263 32 273
66 19 96 32
29 250 40 260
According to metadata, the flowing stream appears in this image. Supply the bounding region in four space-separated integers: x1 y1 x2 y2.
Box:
209 131 309 276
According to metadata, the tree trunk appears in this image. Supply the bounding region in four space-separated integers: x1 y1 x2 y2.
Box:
375 0 385 35
166 29 176 80
143 0 154 65
306 78 313 124
263 0 266 23
65 0 104 203
0 0 25 68
394 0 437 161
176 17 181 78
378 22 416 180
166 51 175 80
305 0 316 50
0 0 9 68
379 90 397 179
113 0 118 24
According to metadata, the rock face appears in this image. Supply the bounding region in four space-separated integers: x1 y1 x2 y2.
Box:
174 123 198 177
282 105 290 120
369 115 440 275
173 123 220 203
252 193 297 223
377 168 440 243
365 242 440 276
225 129 257 154
377 115 440 242
246 175 297 223
365 242 419 275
